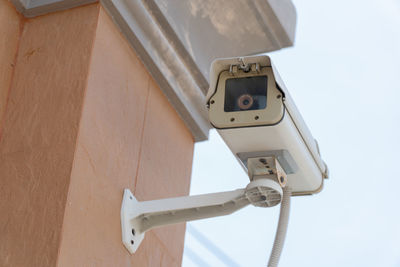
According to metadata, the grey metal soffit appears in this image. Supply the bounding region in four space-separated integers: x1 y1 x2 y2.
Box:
11 0 98 17
12 0 297 141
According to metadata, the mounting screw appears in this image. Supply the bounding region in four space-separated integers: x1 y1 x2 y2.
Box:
255 116 259 120
259 158 267 164
131 240 134 245
132 229 135 236
210 100 215 104
260 195 267 201
277 95 282 99
230 118 235 122
129 196 133 200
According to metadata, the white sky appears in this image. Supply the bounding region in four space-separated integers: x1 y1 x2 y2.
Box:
183 0 400 266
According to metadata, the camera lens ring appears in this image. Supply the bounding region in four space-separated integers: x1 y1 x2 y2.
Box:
237 94 254 110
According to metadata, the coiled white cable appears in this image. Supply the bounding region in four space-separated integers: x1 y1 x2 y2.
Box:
268 186 291 267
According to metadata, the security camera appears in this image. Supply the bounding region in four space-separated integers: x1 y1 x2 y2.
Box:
206 55 329 195
121 55 329 266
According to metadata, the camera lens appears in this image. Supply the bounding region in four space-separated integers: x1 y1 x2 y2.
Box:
238 94 254 110
224 76 267 112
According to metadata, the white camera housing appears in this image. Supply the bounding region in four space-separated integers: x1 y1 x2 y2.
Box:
206 55 329 195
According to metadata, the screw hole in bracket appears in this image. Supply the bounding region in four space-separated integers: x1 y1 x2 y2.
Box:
132 229 135 236
131 240 134 245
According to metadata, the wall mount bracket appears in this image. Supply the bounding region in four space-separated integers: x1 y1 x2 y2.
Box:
121 156 287 254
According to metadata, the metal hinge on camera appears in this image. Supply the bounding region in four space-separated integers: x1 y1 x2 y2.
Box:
247 156 287 187
229 58 260 74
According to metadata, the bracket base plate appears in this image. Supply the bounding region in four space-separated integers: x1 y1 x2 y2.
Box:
121 189 145 254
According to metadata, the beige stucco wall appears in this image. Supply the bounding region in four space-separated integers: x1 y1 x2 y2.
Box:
57 7 194 266
0 2 194 266
0 3 99 266
0 0 21 134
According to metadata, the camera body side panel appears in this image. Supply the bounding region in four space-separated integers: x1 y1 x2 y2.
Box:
217 114 323 195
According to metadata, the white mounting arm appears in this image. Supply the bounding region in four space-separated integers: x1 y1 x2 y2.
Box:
121 178 282 253
121 157 287 254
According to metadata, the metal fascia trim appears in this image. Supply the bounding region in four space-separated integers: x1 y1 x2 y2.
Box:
11 0 98 17
253 0 297 46
101 0 210 141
